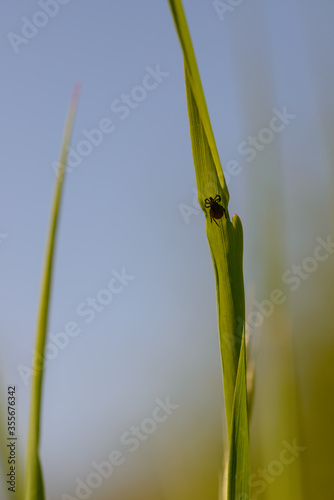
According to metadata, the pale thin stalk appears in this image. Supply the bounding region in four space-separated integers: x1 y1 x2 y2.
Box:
24 84 81 500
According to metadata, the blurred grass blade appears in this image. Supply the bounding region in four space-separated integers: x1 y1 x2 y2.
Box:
167 1 249 498
24 83 81 500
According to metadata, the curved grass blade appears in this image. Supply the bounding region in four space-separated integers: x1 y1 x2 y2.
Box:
167 2 249 498
24 83 81 500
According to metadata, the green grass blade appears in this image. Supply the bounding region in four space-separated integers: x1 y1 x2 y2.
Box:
167 2 249 498
227 334 249 499
24 83 81 500
168 1 229 207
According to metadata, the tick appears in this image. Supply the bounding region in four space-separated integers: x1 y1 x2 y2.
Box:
204 195 227 226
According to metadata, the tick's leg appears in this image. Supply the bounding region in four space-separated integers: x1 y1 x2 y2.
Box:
204 199 211 207
212 217 219 226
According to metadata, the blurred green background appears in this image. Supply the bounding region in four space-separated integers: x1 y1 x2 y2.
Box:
1 1 333 499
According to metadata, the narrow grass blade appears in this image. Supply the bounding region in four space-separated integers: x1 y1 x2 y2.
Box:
24 83 81 500
167 2 249 498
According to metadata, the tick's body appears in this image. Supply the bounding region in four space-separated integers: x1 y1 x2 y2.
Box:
204 195 227 226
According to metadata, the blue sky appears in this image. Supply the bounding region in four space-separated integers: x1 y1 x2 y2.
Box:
1 1 334 499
